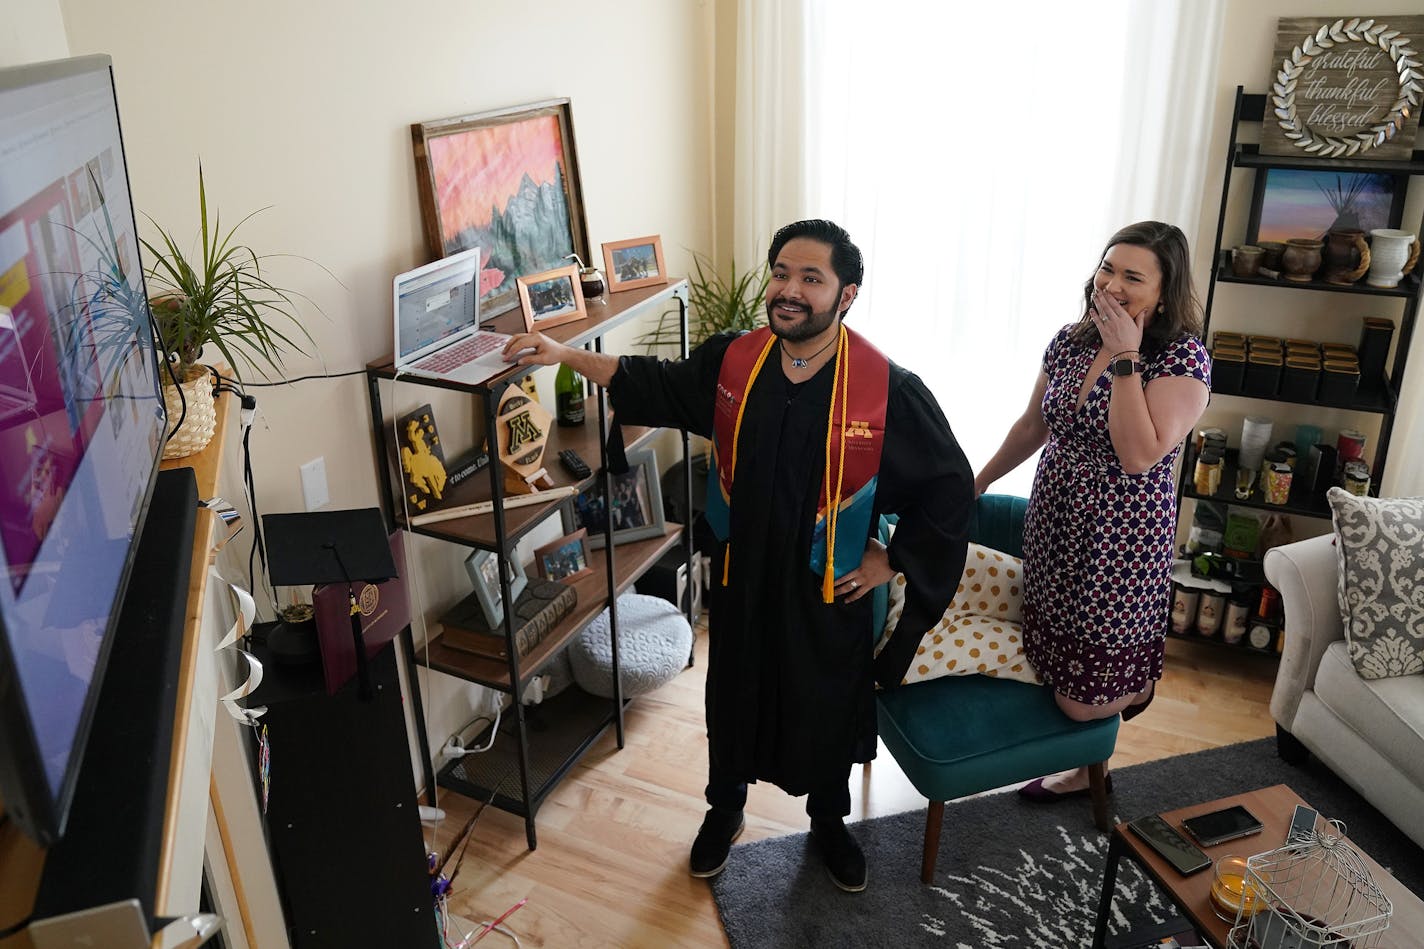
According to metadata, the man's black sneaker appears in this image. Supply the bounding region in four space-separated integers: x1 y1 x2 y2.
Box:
689 807 745 878
810 818 867 892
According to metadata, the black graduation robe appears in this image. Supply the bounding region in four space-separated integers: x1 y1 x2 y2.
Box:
609 331 973 795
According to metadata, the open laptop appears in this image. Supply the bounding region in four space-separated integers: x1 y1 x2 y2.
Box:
392 247 513 385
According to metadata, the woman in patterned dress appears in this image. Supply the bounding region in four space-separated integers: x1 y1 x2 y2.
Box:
974 221 1211 798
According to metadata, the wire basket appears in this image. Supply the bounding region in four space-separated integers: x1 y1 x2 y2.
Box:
1227 820 1393 949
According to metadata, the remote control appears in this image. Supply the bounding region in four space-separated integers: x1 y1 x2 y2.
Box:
558 448 591 479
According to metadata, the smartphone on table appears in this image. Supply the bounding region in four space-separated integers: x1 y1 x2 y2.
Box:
1180 804 1265 848
1127 813 1212 875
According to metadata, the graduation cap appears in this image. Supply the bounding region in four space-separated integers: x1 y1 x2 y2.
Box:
261 508 397 700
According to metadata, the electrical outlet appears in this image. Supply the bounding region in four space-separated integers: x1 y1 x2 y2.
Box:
300 457 329 511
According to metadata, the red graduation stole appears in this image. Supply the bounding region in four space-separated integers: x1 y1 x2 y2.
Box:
706 326 889 602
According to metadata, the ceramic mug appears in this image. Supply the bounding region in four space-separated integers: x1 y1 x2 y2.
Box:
1323 229 1370 285
1231 245 1264 277
1366 229 1421 289
1258 240 1286 272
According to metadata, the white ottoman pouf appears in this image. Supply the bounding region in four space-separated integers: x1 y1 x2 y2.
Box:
569 593 692 698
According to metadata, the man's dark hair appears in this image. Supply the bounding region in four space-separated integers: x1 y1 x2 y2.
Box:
767 219 864 288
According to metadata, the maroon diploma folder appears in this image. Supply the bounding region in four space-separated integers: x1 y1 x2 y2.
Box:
312 532 410 695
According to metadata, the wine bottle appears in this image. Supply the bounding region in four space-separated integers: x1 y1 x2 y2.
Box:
555 364 585 427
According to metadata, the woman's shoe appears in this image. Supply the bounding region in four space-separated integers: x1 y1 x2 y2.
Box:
1121 682 1157 722
1017 772 1113 803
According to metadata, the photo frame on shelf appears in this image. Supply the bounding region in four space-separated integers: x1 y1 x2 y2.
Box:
1245 168 1407 245
601 235 668 293
516 264 587 332
463 547 528 628
563 447 666 549
410 98 589 321
533 528 593 581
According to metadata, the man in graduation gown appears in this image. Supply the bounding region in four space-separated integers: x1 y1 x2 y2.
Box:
503 219 973 892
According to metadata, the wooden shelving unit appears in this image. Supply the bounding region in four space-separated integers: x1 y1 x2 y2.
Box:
364 279 693 850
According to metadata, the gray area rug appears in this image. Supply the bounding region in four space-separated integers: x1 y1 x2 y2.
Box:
710 739 1423 947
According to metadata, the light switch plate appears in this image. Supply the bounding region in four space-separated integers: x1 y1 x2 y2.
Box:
300 457 329 511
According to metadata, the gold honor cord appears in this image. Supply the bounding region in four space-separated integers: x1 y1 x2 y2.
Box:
821 326 851 603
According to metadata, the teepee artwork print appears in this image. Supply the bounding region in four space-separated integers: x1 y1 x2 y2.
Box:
1247 169 1404 245
412 99 590 320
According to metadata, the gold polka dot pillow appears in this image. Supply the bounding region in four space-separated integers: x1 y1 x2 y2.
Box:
881 542 1039 686
946 542 1023 622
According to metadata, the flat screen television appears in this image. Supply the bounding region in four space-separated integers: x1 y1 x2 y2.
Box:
0 54 167 846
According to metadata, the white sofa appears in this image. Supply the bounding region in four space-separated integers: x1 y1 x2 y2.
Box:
1264 532 1424 849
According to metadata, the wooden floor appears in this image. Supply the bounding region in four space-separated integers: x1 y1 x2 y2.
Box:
427 628 1279 948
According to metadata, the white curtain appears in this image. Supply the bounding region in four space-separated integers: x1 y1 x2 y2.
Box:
733 0 1226 496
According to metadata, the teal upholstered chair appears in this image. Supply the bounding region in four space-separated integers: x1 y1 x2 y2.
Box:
875 494 1118 883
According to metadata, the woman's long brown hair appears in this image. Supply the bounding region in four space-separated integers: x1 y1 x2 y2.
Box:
1068 220 1203 357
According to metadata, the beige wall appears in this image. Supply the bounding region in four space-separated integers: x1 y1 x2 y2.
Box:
1196 0 1424 518
36 0 714 756
0 0 67 65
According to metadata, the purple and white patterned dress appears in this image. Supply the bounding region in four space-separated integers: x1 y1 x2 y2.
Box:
1021 325 1210 705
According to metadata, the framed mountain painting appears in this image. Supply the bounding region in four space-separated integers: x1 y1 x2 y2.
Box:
411 98 591 321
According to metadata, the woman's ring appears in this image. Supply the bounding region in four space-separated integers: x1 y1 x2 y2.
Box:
850 580 858 589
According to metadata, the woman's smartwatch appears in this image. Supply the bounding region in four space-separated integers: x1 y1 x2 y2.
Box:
1111 356 1144 377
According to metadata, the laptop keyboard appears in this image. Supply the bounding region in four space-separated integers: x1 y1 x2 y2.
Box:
413 332 507 373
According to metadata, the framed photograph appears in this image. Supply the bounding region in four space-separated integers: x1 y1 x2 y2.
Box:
1245 168 1406 246
602 235 668 293
463 548 528 628
534 528 593 582
563 447 666 549
516 264 587 331
411 98 590 321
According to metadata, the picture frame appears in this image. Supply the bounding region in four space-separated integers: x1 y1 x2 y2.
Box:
563 447 666 549
1245 168 1407 246
601 235 668 293
463 548 528 628
516 264 587 332
410 98 590 321
533 528 593 582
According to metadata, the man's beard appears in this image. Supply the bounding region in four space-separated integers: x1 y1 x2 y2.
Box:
766 298 840 342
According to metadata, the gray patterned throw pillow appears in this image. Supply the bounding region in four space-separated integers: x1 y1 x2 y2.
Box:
1326 487 1424 680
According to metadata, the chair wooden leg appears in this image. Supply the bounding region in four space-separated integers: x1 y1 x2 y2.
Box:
1087 760 1111 832
921 800 944 884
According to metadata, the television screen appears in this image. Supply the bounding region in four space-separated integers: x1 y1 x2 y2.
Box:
0 54 167 845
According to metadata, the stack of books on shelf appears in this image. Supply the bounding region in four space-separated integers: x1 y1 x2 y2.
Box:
440 578 577 660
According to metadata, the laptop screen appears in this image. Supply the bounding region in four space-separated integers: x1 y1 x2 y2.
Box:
395 247 482 361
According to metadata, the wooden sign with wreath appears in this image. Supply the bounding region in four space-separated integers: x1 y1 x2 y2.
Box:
1261 15 1423 161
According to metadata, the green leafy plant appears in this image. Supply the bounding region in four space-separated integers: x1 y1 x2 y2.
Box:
141 165 319 382
638 252 768 352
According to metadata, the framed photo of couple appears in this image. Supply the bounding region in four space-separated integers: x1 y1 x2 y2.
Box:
562 447 666 549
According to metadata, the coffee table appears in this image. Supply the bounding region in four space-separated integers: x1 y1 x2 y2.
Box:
1091 784 1424 949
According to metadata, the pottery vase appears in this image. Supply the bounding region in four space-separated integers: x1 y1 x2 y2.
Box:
1323 229 1370 285
1366 229 1422 289
1280 238 1323 283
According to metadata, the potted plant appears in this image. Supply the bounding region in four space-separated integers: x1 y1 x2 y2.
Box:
142 165 318 458
637 251 768 352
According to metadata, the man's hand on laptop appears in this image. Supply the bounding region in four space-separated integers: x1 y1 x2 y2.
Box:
503 332 621 387
502 332 566 366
